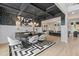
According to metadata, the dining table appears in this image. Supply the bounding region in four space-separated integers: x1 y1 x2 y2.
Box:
15 32 44 48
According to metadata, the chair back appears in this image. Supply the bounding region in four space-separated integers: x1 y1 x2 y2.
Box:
29 35 38 43
7 36 21 46
39 34 46 41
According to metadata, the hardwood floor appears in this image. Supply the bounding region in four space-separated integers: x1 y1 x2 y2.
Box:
38 36 79 56
0 43 9 56
0 35 79 56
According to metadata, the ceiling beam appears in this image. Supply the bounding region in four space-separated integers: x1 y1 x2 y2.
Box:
46 5 56 12
0 3 35 18
0 3 19 12
55 3 68 14
18 3 30 15
30 3 53 17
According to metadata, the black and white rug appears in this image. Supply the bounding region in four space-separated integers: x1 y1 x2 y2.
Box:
10 41 56 56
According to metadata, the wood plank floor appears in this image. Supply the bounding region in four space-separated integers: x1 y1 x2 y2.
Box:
0 35 79 56
0 43 9 56
38 36 79 56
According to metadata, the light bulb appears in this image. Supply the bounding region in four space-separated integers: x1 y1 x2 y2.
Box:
30 22 33 25
34 22 36 25
36 23 39 26
17 16 20 20
21 17 24 21
28 22 33 25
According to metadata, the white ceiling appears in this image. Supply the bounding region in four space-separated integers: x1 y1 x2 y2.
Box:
67 3 79 20
68 9 79 20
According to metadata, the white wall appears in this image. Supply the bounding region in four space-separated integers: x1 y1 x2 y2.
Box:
0 25 16 43
41 17 61 31
0 25 27 44
35 27 43 33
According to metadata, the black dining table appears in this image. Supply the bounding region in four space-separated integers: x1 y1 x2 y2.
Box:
15 32 44 48
15 32 32 48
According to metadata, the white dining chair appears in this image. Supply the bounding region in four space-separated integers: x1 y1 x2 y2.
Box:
7 36 22 49
38 34 46 41
28 35 38 44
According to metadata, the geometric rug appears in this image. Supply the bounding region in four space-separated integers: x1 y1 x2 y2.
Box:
9 41 56 56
